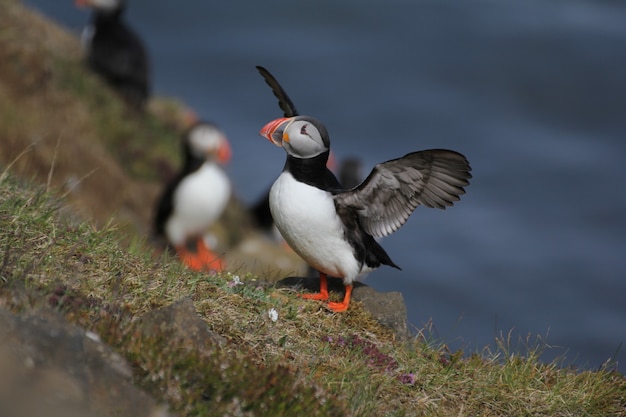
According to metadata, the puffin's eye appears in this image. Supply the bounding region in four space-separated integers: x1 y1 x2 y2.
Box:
300 125 308 135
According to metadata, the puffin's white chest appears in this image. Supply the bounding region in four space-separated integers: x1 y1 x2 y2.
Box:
269 172 364 281
165 163 230 246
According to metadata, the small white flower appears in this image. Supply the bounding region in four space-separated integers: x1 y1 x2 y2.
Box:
227 275 244 287
268 308 278 322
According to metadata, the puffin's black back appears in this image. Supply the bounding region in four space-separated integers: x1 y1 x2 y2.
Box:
88 4 150 109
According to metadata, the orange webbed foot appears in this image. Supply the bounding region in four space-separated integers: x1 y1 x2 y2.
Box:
299 291 329 301
326 301 350 313
297 275 353 312
298 273 329 301
177 238 224 272
326 284 353 313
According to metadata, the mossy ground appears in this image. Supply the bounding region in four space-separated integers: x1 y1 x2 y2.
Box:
2 166 625 416
1 1 625 416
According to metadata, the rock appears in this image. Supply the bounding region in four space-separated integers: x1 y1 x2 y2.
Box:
0 307 172 417
353 286 409 340
276 276 410 340
138 297 226 347
225 232 309 279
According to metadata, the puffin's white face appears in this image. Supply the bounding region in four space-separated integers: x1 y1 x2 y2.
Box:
260 116 330 159
187 123 231 163
283 119 328 158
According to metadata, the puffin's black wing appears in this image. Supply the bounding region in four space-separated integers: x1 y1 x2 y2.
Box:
256 66 299 117
334 149 471 238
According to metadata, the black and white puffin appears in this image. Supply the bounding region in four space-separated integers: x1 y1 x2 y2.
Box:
75 0 150 109
257 66 472 312
251 68 341 243
154 121 232 272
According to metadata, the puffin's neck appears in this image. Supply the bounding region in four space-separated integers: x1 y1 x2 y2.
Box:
182 150 206 175
284 151 342 192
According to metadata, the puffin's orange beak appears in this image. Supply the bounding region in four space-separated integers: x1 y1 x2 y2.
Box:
217 139 232 164
259 117 291 147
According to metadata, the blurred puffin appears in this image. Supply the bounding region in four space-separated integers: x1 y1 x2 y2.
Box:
75 0 150 109
256 66 472 312
154 121 232 272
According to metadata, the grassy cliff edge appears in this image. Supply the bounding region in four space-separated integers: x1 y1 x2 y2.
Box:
1 1 624 416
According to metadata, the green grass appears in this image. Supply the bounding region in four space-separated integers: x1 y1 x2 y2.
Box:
53 56 184 181
0 174 346 416
1 174 625 416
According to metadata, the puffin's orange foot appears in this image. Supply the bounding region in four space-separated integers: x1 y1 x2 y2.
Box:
177 239 224 272
298 273 329 301
326 301 350 313
299 291 329 301
183 255 224 272
180 251 224 272
326 284 353 313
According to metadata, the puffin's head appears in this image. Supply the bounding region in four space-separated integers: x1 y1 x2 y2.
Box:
259 115 330 159
185 121 231 164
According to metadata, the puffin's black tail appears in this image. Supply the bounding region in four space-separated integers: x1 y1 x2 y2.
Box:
366 236 401 271
338 205 401 271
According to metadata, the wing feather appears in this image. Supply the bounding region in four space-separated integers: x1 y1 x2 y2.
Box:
334 149 471 238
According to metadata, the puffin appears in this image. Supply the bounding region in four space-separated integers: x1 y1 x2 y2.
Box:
256 66 472 312
154 121 232 272
251 67 341 241
250 152 343 242
75 0 150 110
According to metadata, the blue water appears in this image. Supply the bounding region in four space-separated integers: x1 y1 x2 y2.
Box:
26 0 626 370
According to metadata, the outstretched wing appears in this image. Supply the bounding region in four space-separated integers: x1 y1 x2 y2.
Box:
334 149 471 238
256 66 299 117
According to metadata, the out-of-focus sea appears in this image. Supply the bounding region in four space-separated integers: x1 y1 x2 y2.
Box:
26 0 626 369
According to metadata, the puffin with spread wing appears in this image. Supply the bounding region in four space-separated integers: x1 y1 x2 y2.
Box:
257 66 472 312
